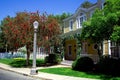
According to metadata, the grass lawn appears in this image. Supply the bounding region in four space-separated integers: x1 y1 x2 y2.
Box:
39 67 120 80
0 58 13 65
0 58 45 67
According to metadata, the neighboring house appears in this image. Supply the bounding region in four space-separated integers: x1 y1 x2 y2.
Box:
63 0 105 62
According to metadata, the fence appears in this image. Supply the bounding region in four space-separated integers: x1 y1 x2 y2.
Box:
0 52 48 59
0 53 8 58
0 52 25 59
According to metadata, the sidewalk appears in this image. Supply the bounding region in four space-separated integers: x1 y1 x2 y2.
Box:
0 63 98 80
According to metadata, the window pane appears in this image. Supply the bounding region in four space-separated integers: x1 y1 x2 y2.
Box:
80 17 83 27
69 20 73 31
68 45 72 55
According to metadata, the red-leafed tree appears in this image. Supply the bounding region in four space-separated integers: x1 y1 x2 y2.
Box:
3 12 34 65
39 15 61 53
3 16 19 51
2 11 61 65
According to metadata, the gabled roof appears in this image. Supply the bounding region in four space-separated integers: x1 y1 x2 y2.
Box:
63 15 74 21
75 3 97 15
63 2 97 21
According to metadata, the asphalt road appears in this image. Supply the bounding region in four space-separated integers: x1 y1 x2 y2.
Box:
0 68 42 80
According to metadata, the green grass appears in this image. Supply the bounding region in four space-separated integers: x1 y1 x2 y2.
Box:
0 58 13 65
0 58 45 67
39 67 120 80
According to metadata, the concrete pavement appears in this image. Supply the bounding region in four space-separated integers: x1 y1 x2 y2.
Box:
0 63 98 80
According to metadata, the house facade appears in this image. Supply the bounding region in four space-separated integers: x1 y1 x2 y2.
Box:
63 0 107 62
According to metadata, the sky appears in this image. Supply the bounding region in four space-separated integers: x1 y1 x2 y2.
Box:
0 0 97 22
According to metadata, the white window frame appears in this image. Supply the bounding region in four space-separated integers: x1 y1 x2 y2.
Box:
69 19 73 31
77 14 86 29
76 18 79 29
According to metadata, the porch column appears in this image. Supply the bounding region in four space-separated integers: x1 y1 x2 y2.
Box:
108 40 111 56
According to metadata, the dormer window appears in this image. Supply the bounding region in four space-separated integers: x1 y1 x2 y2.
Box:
77 14 86 29
69 20 73 31
80 17 84 27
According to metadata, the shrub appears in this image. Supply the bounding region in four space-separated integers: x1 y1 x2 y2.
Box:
45 53 61 65
36 59 45 66
116 58 120 75
10 58 26 67
10 58 45 67
72 57 94 72
95 55 120 75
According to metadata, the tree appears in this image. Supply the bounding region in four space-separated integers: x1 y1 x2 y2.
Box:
2 11 61 65
3 13 33 65
81 9 109 43
80 0 93 8
47 13 71 53
0 16 14 52
0 21 6 52
38 14 61 53
81 0 120 56
49 13 71 33
106 0 120 42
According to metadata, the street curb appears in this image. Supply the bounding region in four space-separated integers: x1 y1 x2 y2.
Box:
0 67 52 80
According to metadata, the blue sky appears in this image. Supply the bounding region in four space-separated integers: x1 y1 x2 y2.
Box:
0 0 97 21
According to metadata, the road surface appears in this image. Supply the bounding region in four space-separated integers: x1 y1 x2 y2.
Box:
0 68 42 80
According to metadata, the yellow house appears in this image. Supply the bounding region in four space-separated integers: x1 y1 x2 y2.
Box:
63 0 105 62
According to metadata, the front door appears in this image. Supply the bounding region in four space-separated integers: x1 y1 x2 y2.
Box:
65 39 77 60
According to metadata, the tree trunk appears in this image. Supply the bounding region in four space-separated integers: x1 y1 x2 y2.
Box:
26 45 30 66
